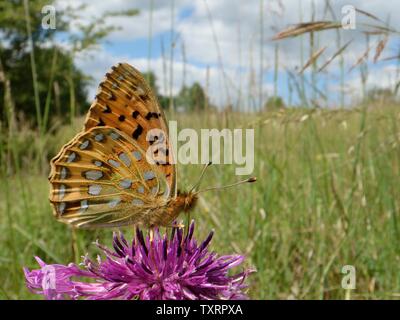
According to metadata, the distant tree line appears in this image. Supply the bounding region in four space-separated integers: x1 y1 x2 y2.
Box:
143 71 210 112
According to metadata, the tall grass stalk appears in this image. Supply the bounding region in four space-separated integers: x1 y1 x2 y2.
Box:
274 43 279 103
23 0 42 134
298 0 307 107
203 0 232 107
236 0 243 110
169 0 175 113
259 0 264 109
42 46 58 133
147 0 154 80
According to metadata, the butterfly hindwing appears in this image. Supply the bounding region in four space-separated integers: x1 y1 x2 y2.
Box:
49 126 171 228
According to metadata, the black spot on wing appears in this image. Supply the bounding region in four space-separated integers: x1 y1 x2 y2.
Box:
102 105 111 113
98 118 105 126
132 111 140 119
108 92 117 101
145 112 160 120
132 124 143 140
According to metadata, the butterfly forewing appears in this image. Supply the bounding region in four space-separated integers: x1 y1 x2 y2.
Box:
84 62 176 196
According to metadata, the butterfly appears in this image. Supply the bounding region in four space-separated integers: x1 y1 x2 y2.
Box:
48 63 255 229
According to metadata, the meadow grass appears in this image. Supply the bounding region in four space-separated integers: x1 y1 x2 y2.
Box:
1 106 400 299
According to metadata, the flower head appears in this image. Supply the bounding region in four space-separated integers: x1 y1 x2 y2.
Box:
24 221 254 300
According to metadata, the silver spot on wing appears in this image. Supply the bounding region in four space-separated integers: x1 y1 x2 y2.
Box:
80 200 89 213
94 160 102 167
58 202 66 214
85 170 103 180
119 178 132 189
132 199 144 206
118 152 131 167
132 151 142 161
110 131 121 140
144 171 155 181
88 184 102 195
60 167 68 179
59 184 66 200
108 197 121 208
108 159 120 168
67 152 76 163
94 133 105 142
80 139 90 150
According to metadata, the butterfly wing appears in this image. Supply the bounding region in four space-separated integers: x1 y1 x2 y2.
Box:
83 62 177 197
48 127 172 228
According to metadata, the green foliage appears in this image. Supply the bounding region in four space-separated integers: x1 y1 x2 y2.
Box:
0 0 140 128
141 72 209 111
264 96 286 110
0 47 89 125
176 82 208 111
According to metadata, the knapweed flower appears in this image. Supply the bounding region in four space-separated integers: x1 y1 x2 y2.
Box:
24 221 254 300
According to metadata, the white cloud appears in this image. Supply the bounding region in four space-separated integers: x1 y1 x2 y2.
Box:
58 0 400 107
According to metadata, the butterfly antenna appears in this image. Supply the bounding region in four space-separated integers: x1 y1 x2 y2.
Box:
189 161 212 193
195 176 257 194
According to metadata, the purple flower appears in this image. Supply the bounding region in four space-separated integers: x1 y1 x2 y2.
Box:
24 221 254 300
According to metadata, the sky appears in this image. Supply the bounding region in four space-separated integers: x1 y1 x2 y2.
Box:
54 0 400 109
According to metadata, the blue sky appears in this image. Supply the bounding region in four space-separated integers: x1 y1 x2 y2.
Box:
56 0 400 109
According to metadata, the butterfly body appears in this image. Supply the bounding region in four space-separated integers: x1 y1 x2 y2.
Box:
143 191 198 227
